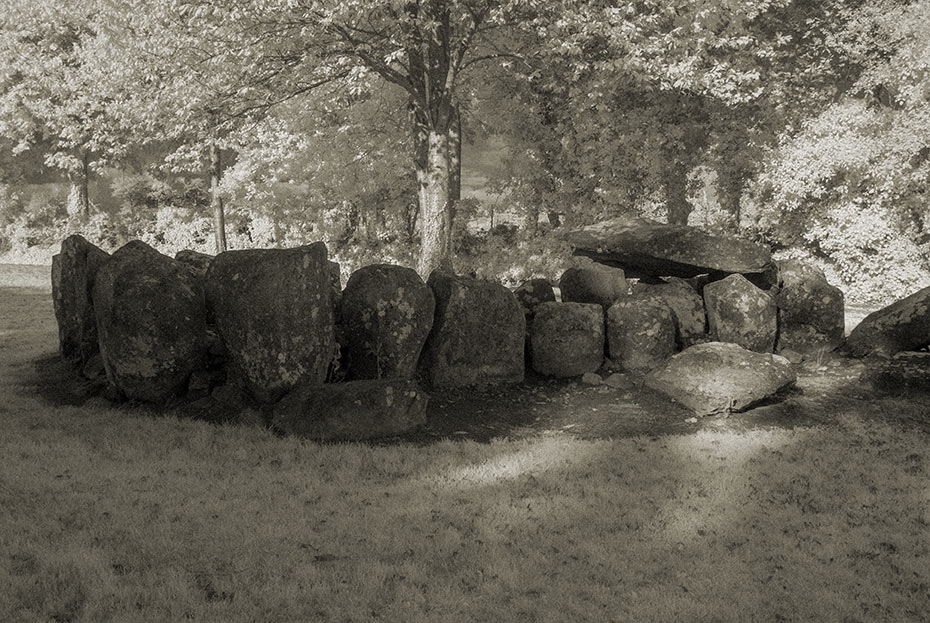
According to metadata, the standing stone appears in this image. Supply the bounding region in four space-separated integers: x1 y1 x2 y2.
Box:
514 278 556 316
92 241 208 402
529 302 604 377
340 264 435 380
559 264 628 307
52 235 110 367
845 285 930 357
704 274 777 353
272 378 428 441
774 259 845 354
645 342 796 415
606 296 677 372
422 272 525 387
632 277 707 347
205 243 337 403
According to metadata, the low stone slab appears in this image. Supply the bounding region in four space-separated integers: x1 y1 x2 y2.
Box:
205 243 337 403
174 249 213 278
704 274 777 353
645 342 796 415
92 240 208 402
845 285 930 357
775 259 844 354
860 352 930 395
606 296 677 372
563 215 773 279
272 378 428 441
52 234 110 367
632 277 707 347
559 265 628 308
422 272 525 388
529 302 604 377
340 263 435 380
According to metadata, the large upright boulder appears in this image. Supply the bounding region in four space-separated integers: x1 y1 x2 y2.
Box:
845 285 930 357
272 378 428 441
563 215 773 280
632 277 707 347
529 302 604 377
340 264 435 380
92 241 208 402
559 265 629 308
645 342 796 415
704 274 777 353
52 234 109 367
422 272 525 387
606 296 677 372
205 243 337 403
774 259 844 354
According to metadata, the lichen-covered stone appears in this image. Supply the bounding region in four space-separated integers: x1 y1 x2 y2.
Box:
514 278 556 316
563 214 774 279
92 240 207 402
774 259 844 354
205 243 337 403
559 265 628 308
606 296 677 372
529 302 604 377
52 235 110 367
272 378 428 441
174 249 214 278
422 272 525 387
340 263 435 380
844 285 930 357
645 342 796 415
632 277 707 347
704 274 777 353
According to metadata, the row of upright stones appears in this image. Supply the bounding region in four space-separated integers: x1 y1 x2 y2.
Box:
51 225 844 432
51 235 527 440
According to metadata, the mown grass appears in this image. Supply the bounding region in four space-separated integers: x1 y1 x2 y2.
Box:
2 264 930 622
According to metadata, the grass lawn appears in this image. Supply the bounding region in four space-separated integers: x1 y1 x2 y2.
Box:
2 264 930 622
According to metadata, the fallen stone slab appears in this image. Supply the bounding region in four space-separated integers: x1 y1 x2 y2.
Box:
563 215 773 279
645 342 796 415
860 351 930 395
272 378 428 441
844 285 930 357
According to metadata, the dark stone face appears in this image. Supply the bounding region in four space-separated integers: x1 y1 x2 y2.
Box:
845 284 930 357
529 302 604 377
422 272 525 388
340 263 435 380
559 265 628 308
54 235 109 368
205 243 337 404
92 240 207 402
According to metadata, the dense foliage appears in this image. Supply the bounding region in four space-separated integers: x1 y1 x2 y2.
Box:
1 0 929 302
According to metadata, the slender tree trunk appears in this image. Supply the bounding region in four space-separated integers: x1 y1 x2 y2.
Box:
716 165 745 234
66 150 90 217
416 129 453 278
665 163 691 226
448 104 461 224
210 140 227 253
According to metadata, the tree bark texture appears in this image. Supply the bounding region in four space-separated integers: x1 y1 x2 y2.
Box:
210 140 228 253
66 150 90 217
416 129 454 277
665 163 692 226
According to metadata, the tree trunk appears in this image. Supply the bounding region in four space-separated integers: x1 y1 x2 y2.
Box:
66 150 90 217
448 104 462 225
416 130 453 278
210 140 228 253
665 163 691 226
716 166 745 234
